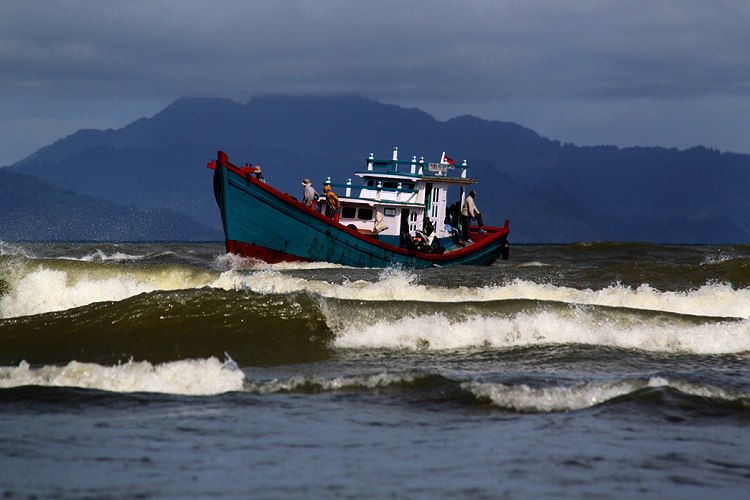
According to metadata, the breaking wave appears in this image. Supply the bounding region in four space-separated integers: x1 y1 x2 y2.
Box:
329 305 750 354
0 357 244 396
3 258 750 319
2 363 746 415
2 254 750 358
464 376 749 413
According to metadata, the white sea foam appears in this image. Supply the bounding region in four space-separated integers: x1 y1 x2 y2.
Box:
701 250 736 265
219 270 750 318
213 267 427 301
0 241 34 258
2 360 745 412
68 249 174 262
4 258 750 329
3 265 413 319
243 371 419 394
249 373 749 413
0 362 410 397
215 252 349 271
465 379 640 412
0 263 218 318
0 268 153 318
516 261 551 267
646 376 747 403
464 376 748 413
332 310 750 354
472 280 750 319
214 252 276 271
0 357 245 395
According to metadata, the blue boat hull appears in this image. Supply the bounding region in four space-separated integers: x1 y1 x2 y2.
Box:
213 151 509 268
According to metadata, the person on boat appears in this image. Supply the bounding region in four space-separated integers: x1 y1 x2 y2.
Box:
444 202 462 244
374 208 388 233
461 190 485 241
302 179 319 208
324 184 341 222
254 165 265 182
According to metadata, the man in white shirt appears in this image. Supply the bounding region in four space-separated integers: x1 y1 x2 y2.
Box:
461 190 486 241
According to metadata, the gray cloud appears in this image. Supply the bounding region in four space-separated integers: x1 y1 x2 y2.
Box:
1 0 750 163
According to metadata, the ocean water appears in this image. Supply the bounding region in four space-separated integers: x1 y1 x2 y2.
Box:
0 241 748 498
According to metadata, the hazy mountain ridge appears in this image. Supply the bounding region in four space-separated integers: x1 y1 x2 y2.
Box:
4 95 750 243
0 169 221 241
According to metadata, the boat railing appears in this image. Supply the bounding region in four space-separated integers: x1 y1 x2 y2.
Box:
328 182 418 194
326 179 420 200
364 147 469 179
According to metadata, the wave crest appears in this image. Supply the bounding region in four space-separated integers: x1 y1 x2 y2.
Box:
331 308 750 354
465 376 749 413
0 357 244 395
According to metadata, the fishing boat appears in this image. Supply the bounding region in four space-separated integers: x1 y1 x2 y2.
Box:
209 148 510 268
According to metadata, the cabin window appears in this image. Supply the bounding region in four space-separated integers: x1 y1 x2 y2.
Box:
358 208 374 220
341 206 357 218
384 208 396 217
383 181 398 189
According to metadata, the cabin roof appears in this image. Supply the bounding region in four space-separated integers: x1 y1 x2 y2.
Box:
354 171 477 185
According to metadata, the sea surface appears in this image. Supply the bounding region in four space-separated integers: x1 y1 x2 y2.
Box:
0 241 748 498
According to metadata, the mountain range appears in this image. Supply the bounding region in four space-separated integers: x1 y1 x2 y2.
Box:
2 94 749 243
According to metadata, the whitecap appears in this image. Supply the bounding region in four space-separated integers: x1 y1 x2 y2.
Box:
332 310 750 355
464 376 748 413
0 357 244 396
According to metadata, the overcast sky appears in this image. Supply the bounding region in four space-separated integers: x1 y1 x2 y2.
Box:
2 0 749 164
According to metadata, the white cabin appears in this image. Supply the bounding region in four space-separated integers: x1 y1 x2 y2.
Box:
328 147 477 249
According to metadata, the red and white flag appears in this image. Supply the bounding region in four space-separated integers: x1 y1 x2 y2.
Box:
441 152 455 165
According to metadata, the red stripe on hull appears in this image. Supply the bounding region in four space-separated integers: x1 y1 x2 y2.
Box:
226 240 311 264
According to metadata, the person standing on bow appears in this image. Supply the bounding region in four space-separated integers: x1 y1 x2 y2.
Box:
324 184 341 222
461 190 485 241
302 179 319 208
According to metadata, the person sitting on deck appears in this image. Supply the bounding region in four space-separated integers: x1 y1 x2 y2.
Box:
254 165 265 182
374 208 388 233
324 184 341 222
461 190 485 242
